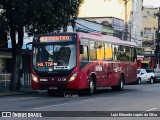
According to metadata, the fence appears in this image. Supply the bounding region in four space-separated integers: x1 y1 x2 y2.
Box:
0 73 31 86
0 73 11 86
21 73 31 85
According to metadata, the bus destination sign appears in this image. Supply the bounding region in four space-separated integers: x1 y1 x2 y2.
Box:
40 36 72 42
37 62 53 67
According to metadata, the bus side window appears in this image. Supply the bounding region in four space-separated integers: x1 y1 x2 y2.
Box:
96 42 104 60
80 46 89 61
126 46 131 61
105 43 113 61
89 41 96 60
133 48 137 62
118 45 124 61
113 44 118 61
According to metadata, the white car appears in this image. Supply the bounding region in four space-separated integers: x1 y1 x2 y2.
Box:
137 69 154 84
154 70 160 82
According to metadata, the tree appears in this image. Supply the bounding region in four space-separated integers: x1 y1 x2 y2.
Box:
0 15 8 47
0 0 83 91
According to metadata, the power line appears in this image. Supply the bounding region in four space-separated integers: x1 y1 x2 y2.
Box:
75 20 158 47
75 21 115 35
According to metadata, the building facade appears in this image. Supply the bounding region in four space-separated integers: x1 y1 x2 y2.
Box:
78 0 143 46
67 17 124 40
80 17 124 39
127 0 143 46
142 6 159 54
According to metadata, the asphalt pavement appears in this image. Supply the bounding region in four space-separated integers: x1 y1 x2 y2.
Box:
0 81 36 96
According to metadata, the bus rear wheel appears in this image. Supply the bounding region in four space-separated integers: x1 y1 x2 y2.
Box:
111 75 124 91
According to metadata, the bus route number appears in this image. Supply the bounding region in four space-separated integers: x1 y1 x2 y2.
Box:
37 62 53 67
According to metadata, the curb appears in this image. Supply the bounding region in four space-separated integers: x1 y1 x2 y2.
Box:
0 90 38 97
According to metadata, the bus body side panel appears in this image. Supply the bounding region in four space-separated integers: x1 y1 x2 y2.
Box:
109 62 137 86
110 62 122 86
78 61 106 89
123 62 137 84
78 61 116 89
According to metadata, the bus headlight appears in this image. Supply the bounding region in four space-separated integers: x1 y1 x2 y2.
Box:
69 73 78 81
31 74 38 82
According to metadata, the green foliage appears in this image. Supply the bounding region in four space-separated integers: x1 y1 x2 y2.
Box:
0 0 84 34
0 0 84 91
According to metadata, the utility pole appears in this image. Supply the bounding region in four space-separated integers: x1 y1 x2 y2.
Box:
124 0 129 41
155 7 160 70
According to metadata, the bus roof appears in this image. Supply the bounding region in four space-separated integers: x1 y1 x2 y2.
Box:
34 32 137 47
78 32 137 47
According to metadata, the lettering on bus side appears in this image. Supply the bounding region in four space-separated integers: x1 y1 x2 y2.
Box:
113 67 122 72
95 66 102 71
112 63 122 72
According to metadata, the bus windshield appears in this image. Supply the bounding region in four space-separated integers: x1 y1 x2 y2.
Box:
33 44 76 72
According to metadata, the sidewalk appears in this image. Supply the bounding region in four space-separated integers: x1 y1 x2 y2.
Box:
0 85 37 96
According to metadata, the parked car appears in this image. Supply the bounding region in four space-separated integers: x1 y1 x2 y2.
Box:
154 70 160 82
137 69 155 84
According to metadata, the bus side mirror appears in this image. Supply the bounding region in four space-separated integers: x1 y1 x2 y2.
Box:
26 42 33 53
80 45 84 54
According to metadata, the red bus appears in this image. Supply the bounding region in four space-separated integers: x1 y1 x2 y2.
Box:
30 32 137 95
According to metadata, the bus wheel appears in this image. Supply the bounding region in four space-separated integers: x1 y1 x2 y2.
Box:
111 75 124 91
88 79 96 95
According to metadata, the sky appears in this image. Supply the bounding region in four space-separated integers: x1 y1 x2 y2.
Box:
78 0 160 19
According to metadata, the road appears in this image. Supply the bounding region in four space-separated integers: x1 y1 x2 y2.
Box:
0 82 160 120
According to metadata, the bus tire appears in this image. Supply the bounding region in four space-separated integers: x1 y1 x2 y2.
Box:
88 78 96 95
111 75 124 91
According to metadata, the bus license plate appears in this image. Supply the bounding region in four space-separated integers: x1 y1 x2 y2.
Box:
49 86 57 90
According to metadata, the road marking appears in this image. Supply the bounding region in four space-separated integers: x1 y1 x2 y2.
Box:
33 97 104 110
11 97 38 101
144 88 159 91
33 102 70 110
119 92 133 96
146 108 157 111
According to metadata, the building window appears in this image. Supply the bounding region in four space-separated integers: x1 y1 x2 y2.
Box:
144 28 151 34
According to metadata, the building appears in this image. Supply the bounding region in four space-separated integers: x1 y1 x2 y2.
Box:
0 30 32 86
71 18 114 35
140 6 159 68
78 0 143 46
142 6 159 54
67 17 124 40
127 0 143 46
79 17 124 39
